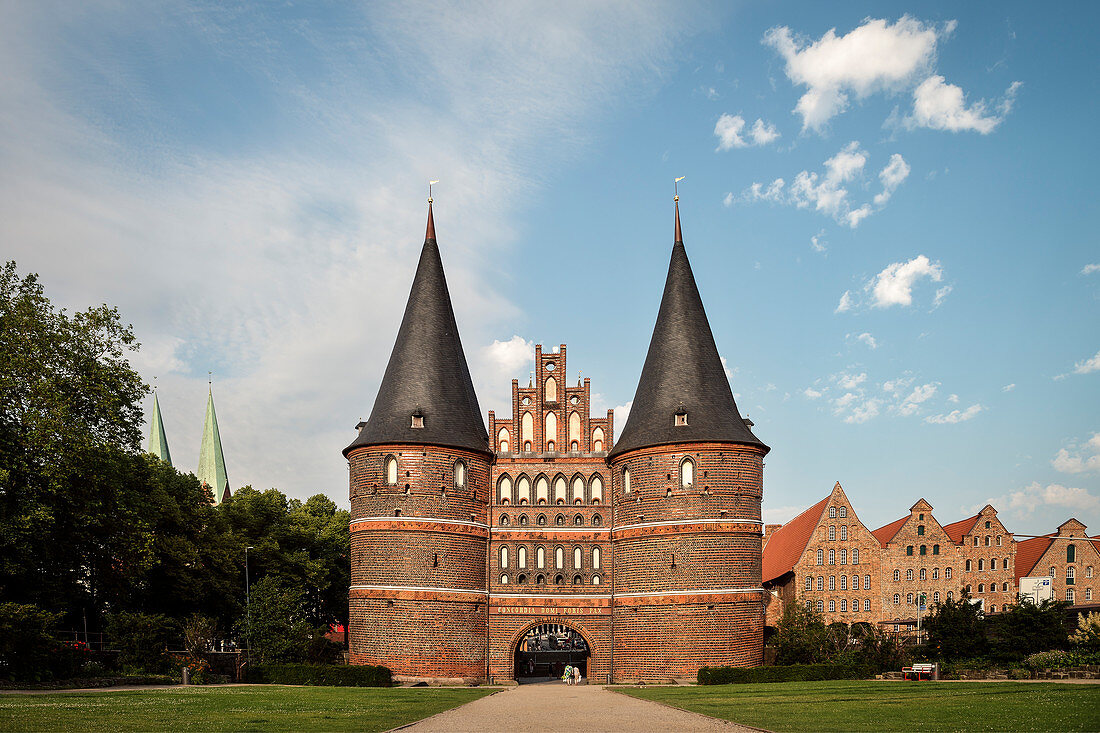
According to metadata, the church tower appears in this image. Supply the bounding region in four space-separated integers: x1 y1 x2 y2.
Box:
197 386 230 504
147 390 172 466
344 200 492 681
607 197 769 680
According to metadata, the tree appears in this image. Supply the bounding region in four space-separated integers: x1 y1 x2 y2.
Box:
987 598 1069 660
1069 611 1100 650
774 603 828 664
923 592 987 661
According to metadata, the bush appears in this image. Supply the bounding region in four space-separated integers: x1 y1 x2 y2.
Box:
245 663 392 687
0 603 85 682
1070 611 1100 650
1024 650 1069 670
105 612 176 673
773 604 828 664
697 662 875 685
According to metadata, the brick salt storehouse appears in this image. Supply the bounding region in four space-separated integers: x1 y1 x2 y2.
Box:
343 197 769 683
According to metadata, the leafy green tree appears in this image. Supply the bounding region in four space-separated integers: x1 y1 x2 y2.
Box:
987 598 1069 661
923 592 987 661
105 611 176 672
774 603 828 664
1070 611 1100 650
242 576 339 665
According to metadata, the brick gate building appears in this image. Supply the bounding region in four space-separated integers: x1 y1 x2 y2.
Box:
344 198 768 682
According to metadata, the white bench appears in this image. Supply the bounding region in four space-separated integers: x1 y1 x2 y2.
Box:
902 662 937 681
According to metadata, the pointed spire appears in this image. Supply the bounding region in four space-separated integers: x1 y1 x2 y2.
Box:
609 198 767 459
344 199 490 456
198 386 231 504
674 197 683 243
147 390 172 466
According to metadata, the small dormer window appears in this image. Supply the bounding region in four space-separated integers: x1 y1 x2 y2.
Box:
674 405 688 426
411 407 424 429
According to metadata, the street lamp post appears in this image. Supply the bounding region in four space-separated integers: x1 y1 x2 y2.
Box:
245 546 254 659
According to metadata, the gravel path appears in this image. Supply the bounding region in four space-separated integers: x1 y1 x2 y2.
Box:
396 682 758 733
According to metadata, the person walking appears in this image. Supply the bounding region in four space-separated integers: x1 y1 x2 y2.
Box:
563 664 573 685
573 665 581 685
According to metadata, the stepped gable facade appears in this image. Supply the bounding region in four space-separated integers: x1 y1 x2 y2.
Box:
761 482 882 627
345 198 768 683
1015 519 1099 606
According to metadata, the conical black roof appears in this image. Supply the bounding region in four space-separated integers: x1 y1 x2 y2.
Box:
608 202 768 459
344 203 490 457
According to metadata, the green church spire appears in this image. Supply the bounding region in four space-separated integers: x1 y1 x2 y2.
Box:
147 391 172 466
197 386 230 504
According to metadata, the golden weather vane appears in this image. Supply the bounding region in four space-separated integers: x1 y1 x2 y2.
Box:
674 176 685 201
428 180 439 203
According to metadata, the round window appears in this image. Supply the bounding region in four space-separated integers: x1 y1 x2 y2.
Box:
545 362 555 371
522 397 531 405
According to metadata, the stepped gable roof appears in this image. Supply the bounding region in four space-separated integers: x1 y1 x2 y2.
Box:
942 513 982 545
872 516 908 547
1015 534 1054 579
147 391 172 466
762 495 829 583
344 202 490 457
197 387 230 504
608 200 768 459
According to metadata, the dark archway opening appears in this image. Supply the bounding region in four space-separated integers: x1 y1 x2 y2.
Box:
513 623 589 682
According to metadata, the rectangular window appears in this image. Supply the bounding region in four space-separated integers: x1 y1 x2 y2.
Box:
829 576 836 591
805 577 812 592
840 575 847 590
840 549 847 565
865 599 871 611
829 600 836 612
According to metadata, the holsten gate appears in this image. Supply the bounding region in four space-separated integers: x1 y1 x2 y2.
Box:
343 197 769 683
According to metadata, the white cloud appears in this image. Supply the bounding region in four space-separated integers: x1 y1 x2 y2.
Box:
1051 433 1100 474
722 192 735 207
748 144 908 227
933 285 953 308
856 332 877 349
719 355 734 379
906 76 1021 134
874 153 911 205
810 231 826 252
613 401 632 430
1002 383 1016 392
714 113 780 150
764 16 940 131
837 372 867 389
835 290 853 313
1073 350 1100 375
897 382 937 416
1082 264 1100 275
869 255 944 308
925 404 983 423
803 388 823 399
846 398 882 423
996 481 1100 518
947 393 959 403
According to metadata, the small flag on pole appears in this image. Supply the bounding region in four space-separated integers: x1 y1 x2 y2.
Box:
675 176 685 183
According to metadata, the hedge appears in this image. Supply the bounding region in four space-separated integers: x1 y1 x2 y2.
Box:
697 663 875 685
245 663 392 687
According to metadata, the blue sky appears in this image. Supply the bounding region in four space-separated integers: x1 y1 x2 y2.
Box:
2 1 1097 537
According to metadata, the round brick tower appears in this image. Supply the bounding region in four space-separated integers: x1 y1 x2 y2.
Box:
607 198 769 682
344 201 492 681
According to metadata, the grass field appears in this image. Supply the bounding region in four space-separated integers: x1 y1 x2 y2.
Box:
0 685 496 732
617 680 1100 732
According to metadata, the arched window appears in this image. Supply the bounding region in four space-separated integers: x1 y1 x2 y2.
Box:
817 600 824 613
841 599 847 612
592 547 601 569
590 475 603 504
990 604 997 613
1067 567 1076 584
680 457 694 488
805 577 812 592
966 560 972 572
840 575 847 590
917 525 925 536
894 594 900 605
997 535 1003 546
536 546 545 568
454 464 471 496
498 427 510 453
545 411 557 452
894 569 900 581
553 476 566 504
535 476 549 505
569 411 581 446
500 546 509 568
853 549 859 564
945 567 952 579
840 549 847 565
574 514 583 526
536 574 545 585
385 456 398 485
985 536 990 546
517 475 531 505
555 514 565 526
907 593 914 604
592 514 602 526
829 507 836 518
933 591 940 603
864 599 871 611
519 514 529 526
817 549 824 565
978 559 984 570
500 574 509 585
555 547 564 569
906 569 913 581
622 467 631 494
933 544 940 555
829 600 836 612
947 591 953 602
500 514 509 526
829 576 836 590
932 568 939 579
919 568 926 581
1050 566 1056 578
1068 544 1077 563
817 576 824 591
498 475 513 504
572 476 585 504
518 546 528 568
1003 582 1009 592
521 412 534 446
841 526 848 541
965 584 972 593
518 573 527 584
864 574 870 589
978 583 984 593
592 575 601 585
906 546 914 556
829 526 836 541
572 575 583 585
537 513 547 526
829 549 835 564
571 441 579 451
574 547 582 569
524 441 532 451
991 558 997 570
545 376 557 402
920 545 927 556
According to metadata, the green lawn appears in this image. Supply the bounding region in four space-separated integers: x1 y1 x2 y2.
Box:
0 685 496 732
618 680 1100 732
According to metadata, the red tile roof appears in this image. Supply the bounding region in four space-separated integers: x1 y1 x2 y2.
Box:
871 516 908 547
942 513 981 545
762 496 830 584
1015 535 1054 579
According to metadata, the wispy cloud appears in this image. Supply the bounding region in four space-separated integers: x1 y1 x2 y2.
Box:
1052 433 1100 474
714 113 780 150
1082 264 1100 275
991 481 1100 519
905 76 1022 134
925 404 983 423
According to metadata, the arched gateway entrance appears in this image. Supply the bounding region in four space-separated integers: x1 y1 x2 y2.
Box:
513 623 590 682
